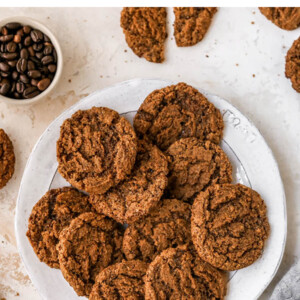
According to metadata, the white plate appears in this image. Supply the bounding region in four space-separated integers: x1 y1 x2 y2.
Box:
15 79 286 300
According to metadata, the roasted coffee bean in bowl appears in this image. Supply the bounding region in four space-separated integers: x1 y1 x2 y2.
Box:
0 17 62 104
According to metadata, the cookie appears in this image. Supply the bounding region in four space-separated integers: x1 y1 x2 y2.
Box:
133 82 224 151
89 260 148 300
57 212 124 296
122 199 191 263
173 7 217 47
285 37 300 93
121 8 167 63
57 107 137 194
259 7 300 30
89 139 168 224
0 129 15 189
26 187 93 268
145 244 227 300
165 137 232 203
191 183 270 271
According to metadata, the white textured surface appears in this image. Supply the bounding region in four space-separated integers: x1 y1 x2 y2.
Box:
0 7 299 300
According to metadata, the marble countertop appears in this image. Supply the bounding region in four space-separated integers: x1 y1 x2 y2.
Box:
0 7 299 300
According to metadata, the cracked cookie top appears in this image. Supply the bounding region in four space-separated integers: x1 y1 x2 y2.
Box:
259 7 300 30
173 7 217 47
285 37 300 93
0 128 15 189
89 260 148 300
191 183 270 270
133 82 224 151
89 139 168 224
122 199 191 263
145 244 227 300
165 137 232 203
57 212 124 297
26 187 93 268
57 107 137 194
121 7 167 63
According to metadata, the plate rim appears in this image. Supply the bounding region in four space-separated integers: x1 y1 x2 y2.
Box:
15 78 287 300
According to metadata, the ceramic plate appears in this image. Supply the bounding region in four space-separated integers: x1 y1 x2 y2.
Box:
15 79 286 300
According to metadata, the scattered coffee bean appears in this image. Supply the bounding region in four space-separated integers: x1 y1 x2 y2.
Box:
0 22 58 99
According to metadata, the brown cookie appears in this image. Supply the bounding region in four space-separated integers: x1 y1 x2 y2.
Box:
145 244 227 300
89 260 148 300
89 139 168 224
173 7 217 47
285 37 300 93
165 137 232 203
26 187 92 268
57 212 124 297
120 8 167 63
122 199 191 263
133 82 224 151
0 129 15 189
57 107 137 194
191 183 270 271
259 7 300 30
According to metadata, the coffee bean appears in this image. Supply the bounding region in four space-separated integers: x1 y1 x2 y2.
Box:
23 86 39 98
6 22 22 30
16 58 27 73
48 64 56 73
27 60 35 70
16 82 25 93
12 71 18 80
35 52 43 60
0 44 5 52
20 48 29 59
0 62 10 72
0 35 13 42
37 78 51 91
1 27 8 35
28 70 41 79
29 56 41 66
13 34 22 43
53 49 57 63
23 26 32 34
27 46 35 57
20 74 29 84
1 52 18 60
13 92 21 99
0 71 10 78
33 43 43 51
44 35 50 42
43 44 53 55
11 81 16 92
0 83 11 95
31 79 38 86
24 36 32 47
6 41 17 53
41 55 53 65
7 60 17 68
31 30 43 43
16 28 24 36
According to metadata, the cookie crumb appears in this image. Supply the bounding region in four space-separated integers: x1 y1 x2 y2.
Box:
252 74 256 78
236 63 239 66
251 21 255 24
124 49 127 53
68 79 71 83
206 54 209 58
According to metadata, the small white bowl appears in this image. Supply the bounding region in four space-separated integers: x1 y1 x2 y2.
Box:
0 16 63 105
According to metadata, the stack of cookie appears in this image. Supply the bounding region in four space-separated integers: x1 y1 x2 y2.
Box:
27 82 270 299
